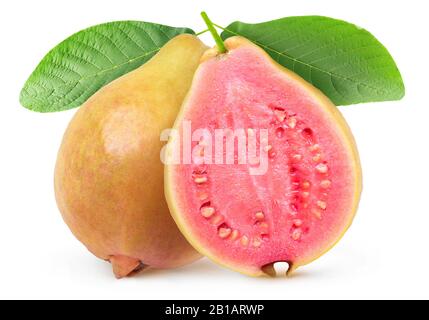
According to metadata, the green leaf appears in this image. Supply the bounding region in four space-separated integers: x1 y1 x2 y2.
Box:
221 16 405 106
20 21 194 112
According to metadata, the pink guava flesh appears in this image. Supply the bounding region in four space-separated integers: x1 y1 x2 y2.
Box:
166 39 361 276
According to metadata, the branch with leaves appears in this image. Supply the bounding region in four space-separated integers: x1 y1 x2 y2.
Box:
20 13 405 112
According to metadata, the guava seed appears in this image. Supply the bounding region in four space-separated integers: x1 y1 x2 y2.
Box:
255 211 265 221
230 230 240 241
317 200 327 210
241 236 249 246
312 154 322 162
200 206 215 218
287 117 297 129
291 228 302 241
194 176 208 184
274 109 287 122
218 227 232 239
259 222 269 229
315 163 328 174
292 154 302 162
252 238 262 247
302 181 311 189
320 180 331 189
309 144 320 152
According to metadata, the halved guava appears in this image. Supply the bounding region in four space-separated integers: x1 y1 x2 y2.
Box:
165 37 362 276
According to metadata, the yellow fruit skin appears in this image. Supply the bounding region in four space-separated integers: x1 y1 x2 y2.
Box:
165 36 362 277
54 34 207 278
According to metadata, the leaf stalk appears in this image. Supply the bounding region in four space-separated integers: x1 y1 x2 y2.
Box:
200 12 227 53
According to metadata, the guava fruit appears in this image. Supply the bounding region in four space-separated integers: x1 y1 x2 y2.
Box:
165 36 362 276
54 34 207 278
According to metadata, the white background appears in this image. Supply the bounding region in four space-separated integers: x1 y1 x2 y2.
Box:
0 0 427 300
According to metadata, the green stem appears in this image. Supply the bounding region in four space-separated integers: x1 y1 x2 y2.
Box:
196 29 209 36
213 23 226 31
200 11 227 53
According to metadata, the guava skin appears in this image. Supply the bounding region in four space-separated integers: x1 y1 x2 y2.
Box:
54 34 207 278
165 36 362 277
